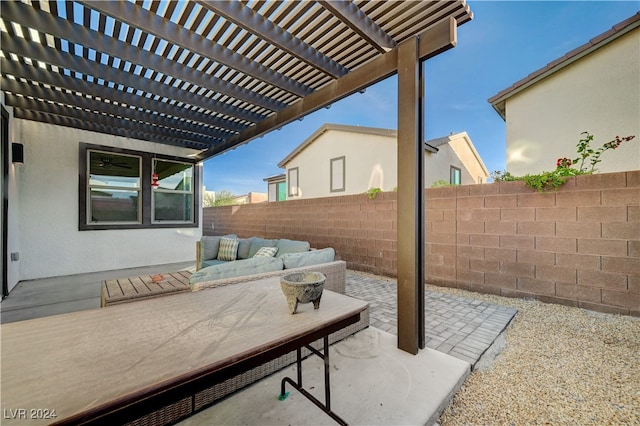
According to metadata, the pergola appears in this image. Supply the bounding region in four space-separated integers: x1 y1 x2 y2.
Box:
0 0 473 354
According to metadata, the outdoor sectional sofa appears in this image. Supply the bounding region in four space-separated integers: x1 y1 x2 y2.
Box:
191 234 337 286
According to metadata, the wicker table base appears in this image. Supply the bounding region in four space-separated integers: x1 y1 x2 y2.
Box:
101 271 192 307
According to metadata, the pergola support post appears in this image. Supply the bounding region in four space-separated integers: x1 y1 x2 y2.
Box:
396 36 426 354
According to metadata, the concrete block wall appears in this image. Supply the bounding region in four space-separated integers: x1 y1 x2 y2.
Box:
203 171 639 316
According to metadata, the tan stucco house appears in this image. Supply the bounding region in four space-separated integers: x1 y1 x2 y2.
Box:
268 123 488 201
489 13 640 176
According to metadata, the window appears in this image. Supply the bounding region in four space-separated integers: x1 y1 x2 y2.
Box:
330 156 345 192
152 159 194 223
450 166 461 185
288 167 299 197
88 151 141 224
277 181 286 201
269 181 287 202
79 144 199 230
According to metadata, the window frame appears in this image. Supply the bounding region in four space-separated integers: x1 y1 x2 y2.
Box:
450 166 461 185
288 167 299 197
86 149 142 225
79 143 199 230
151 158 195 224
330 156 346 193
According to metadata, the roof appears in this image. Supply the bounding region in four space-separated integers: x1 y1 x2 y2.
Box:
442 131 490 176
277 125 488 175
263 173 286 183
488 12 640 120
1 1 473 161
278 123 397 167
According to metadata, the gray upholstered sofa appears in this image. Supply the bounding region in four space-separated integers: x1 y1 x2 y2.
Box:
191 235 336 287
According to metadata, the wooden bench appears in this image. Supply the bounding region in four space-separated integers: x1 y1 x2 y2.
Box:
100 271 192 307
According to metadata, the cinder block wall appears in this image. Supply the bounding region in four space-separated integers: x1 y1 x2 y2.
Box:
203 171 639 316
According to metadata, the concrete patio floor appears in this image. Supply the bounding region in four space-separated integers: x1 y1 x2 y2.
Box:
179 327 470 426
1 263 516 425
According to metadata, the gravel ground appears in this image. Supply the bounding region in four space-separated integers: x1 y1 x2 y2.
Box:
430 285 640 425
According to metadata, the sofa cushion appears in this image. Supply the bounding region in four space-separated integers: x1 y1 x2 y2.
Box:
253 246 278 257
189 257 284 284
248 238 278 258
201 259 229 269
217 237 239 261
275 239 310 257
200 234 236 260
281 248 335 269
237 237 255 259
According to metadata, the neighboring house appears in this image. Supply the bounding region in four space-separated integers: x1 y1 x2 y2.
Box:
268 123 488 201
489 13 640 176
233 192 268 204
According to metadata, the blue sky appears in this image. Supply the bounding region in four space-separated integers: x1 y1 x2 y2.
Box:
202 1 639 196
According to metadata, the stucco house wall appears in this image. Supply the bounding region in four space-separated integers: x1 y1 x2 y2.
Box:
7 117 201 283
492 17 639 176
284 127 398 199
279 124 488 201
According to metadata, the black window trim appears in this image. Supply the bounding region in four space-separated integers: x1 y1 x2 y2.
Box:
79 143 200 231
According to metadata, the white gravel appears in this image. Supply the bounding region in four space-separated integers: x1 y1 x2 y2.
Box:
431 285 640 425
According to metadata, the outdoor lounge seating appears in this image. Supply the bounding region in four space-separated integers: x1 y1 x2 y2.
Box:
192 235 336 284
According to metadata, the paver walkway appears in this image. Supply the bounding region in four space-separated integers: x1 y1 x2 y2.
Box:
345 270 517 366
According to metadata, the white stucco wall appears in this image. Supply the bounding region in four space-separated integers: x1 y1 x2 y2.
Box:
12 119 202 280
424 135 488 186
283 128 488 199
285 129 398 199
505 29 640 175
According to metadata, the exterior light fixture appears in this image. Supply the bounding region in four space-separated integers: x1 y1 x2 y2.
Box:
11 143 24 164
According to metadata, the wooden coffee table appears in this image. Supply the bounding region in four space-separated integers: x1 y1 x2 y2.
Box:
100 270 192 307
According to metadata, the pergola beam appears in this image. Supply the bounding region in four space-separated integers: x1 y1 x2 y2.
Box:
1 58 246 135
197 0 348 79
319 0 397 53
80 0 312 98
13 108 207 150
1 74 231 142
2 36 263 124
200 16 457 160
6 94 213 149
5 1 286 114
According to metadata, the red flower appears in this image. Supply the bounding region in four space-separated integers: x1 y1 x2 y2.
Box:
557 157 572 168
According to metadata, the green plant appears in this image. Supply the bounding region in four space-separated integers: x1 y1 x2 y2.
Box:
366 187 382 200
492 132 635 192
431 179 454 188
573 132 635 173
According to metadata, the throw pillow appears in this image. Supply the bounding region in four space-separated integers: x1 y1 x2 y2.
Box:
217 237 239 261
200 234 237 260
248 238 278 258
253 246 278 257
